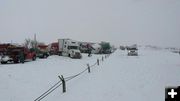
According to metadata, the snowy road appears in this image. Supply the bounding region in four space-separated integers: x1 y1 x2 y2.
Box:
0 48 180 101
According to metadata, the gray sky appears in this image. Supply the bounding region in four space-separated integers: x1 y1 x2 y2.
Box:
0 0 180 47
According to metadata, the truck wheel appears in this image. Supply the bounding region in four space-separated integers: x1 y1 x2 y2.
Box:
14 60 19 64
21 60 25 63
58 52 62 56
1 61 7 64
20 59 25 63
43 54 46 58
14 57 19 63
32 56 36 61
45 54 48 58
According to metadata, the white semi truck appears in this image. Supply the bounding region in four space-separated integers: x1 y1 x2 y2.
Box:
58 39 82 59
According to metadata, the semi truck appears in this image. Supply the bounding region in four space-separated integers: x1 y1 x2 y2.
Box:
58 39 82 59
1 46 36 64
48 42 59 55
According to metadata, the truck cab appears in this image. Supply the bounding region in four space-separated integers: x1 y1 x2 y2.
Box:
58 39 82 59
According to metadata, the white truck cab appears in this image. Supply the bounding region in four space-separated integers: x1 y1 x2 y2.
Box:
58 39 82 59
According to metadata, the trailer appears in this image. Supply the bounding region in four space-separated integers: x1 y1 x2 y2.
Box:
58 39 82 59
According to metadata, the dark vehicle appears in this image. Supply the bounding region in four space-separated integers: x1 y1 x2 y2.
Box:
126 45 138 56
37 51 49 59
37 45 49 59
1 46 36 64
127 50 138 56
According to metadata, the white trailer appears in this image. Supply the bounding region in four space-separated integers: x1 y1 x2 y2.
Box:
58 39 82 59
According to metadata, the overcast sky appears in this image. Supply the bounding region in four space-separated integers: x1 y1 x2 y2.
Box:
0 0 180 47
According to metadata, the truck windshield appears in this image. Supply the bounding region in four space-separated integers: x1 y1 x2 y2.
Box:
68 46 78 49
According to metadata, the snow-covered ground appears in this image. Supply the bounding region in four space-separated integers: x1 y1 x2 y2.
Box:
0 47 180 101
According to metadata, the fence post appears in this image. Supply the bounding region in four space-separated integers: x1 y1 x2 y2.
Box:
87 64 90 73
58 75 66 93
97 59 99 66
102 56 104 61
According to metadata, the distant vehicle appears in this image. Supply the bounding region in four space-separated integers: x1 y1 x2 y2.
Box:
127 50 138 56
58 39 82 59
127 44 138 56
1 46 36 64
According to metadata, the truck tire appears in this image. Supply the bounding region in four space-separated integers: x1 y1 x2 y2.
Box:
44 54 48 58
58 52 62 56
14 57 19 63
14 60 19 64
32 56 36 61
20 58 25 63
21 60 25 63
1 61 7 64
42 54 46 58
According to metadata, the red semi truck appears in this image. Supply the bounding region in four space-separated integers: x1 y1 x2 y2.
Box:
48 42 59 55
0 45 36 64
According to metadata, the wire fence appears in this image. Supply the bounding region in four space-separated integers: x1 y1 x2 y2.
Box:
34 53 111 101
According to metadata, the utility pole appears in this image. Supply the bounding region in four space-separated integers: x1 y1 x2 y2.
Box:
34 33 37 53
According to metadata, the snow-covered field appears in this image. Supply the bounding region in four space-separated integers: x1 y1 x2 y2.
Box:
0 47 180 101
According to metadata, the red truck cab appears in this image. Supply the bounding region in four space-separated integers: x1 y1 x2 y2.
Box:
0 46 36 64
